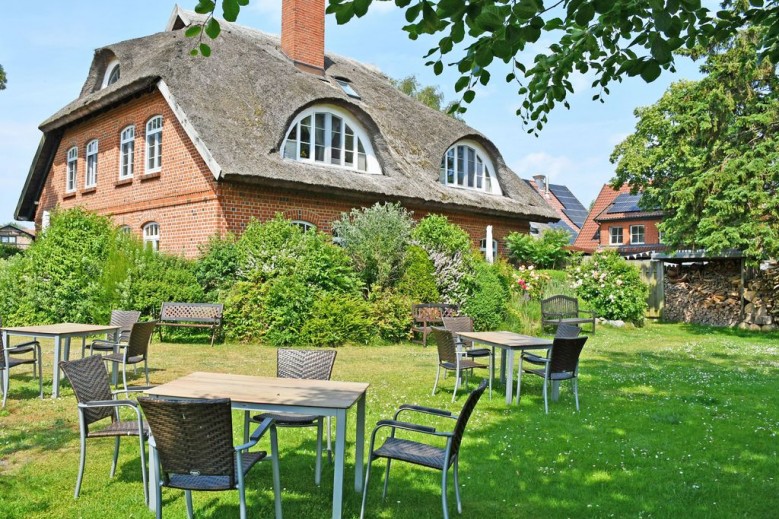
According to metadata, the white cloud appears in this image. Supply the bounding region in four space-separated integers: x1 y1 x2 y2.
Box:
511 152 575 184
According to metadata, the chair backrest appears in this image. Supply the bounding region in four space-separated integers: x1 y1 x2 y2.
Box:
60 355 115 427
448 380 488 464
555 323 581 338
441 316 474 334
549 336 587 374
412 304 459 323
138 397 237 488
431 327 459 364
277 349 337 380
125 321 157 359
110 310 141 341
541 295 579 318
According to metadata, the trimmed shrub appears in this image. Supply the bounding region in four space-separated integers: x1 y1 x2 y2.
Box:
300 292 375 346
412 214 471 256
462 258 510 330
332 202 413 291
261 276 315 346
222 280 269 342
505 228 570 269
396 245 439 303
568 250 648 324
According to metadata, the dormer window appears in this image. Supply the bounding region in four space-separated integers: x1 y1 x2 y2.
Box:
440 142 502 195
102 59 120 88
282 105 380 174
334 78 360 99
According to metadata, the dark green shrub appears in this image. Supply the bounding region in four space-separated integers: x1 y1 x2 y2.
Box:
505 228 570 269
300 292 375 346
568 250 648 324
0 244 22 260
261 276 315 346
195 233 239 301
368 288 413 343
331 202 413 291
412 214 471 255
222 280 269 342
462 258 510 330
397 245 439 303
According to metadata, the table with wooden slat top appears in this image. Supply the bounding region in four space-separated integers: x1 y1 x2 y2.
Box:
145 371 369 519
456 331 552 405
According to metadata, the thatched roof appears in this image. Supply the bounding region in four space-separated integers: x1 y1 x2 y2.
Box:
17 7 558 223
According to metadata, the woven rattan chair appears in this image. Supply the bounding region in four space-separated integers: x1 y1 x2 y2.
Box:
59 355 149 501
85 310 141 357
517 336 588 413
1 318 43 407
103 321 156 392
248 348 337 485
554 323 582 338
441 315 492 360
431 327 488 402
360 380 487 519
139 397 282 519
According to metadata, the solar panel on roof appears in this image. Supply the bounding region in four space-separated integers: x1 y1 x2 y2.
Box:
606 193 642 214
548 184 588 227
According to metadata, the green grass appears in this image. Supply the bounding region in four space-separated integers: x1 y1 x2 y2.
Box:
1 322 777 518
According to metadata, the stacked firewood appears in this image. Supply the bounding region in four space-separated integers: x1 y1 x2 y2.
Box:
663 260 741 326
741 260 778 331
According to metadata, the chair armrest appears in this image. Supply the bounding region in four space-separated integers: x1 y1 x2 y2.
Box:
112 386 155 397
521 353 549 364
6 339 40 352
396 404 453 419
236 416 274 451
376 419 438 435
79 399 139 410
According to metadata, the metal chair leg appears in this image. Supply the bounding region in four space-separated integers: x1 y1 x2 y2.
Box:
75 415 87 498
432 365 442 395
573 377 580 411
110 437 120 478
359 455 374 519
441 462 450 519
185 489 194 519
382 459 392 499
453 456 462 513
315 417 323 485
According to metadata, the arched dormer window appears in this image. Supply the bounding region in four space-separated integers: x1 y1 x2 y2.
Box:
440 141 502 195
102 59 120 88
282 105 381 174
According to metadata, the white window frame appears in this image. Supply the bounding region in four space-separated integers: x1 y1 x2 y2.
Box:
281 105 381 174
119 125 135 179
480 238 498 258
143 222 160 251
102 59 120 88
42 210 51 231
630 225 646 245
440 141 502 195
609 226 623 245
0 236 17 244
85 139 98 188
291 220 316 232
66 146 78 192
145 115 163 174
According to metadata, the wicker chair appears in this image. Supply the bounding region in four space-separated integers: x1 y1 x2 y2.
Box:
360 380 487 519
441 315 492 360
431 327 488 403
59 355 149 501
1 318 43 408
85 310 141 357
554 323 582 338
517 336 588 413
248 348 337 485
102 321 156 392
139 397 282 519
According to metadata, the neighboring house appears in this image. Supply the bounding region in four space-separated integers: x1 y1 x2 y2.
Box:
525 174 587 243
571 184 665 259
0 223 35 249
15 2 557 259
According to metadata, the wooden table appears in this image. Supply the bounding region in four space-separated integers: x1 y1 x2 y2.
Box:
457 331 552 405
1 323 119 398
145 371 369 519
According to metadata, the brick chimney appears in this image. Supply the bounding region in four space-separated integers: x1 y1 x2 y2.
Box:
281 0 325 74
533 174 549 196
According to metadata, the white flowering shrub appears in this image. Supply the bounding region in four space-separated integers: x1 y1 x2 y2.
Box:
512 264 550 300
568 250 648 324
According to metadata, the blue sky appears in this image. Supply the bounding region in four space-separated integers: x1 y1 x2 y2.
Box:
0 1 702 227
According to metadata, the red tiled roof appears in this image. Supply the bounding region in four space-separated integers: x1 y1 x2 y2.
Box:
571 184 632 253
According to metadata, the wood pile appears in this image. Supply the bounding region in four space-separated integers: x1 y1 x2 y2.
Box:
740 260 779 331
663 260 741 327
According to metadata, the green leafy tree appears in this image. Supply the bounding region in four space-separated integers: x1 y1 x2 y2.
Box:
188 0 779 132
611 28 779 262
391 75 461 119
0 64 6 90
505 228 570 268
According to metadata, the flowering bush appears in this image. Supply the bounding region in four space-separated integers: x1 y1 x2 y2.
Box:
568 250 648 324
512 265 550 301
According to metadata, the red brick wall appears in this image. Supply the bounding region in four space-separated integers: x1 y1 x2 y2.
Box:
598 218 662 248
281 0 325 71
36 89 532 259
37 91 224 258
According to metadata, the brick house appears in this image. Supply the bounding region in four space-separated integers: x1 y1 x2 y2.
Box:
15 3 557 259
0 224 35 250
525 174 587 243
571 184 665 258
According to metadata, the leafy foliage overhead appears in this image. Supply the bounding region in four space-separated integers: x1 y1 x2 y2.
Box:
189 0 779 133
391 75 461 118
611 28 779 262
0 64 6 91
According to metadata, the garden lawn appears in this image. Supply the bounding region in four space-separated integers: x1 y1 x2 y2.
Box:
0 322 777 518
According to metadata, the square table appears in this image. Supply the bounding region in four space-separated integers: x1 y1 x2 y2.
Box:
456 331 552 405
1 323 120 398
144 371 369 519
